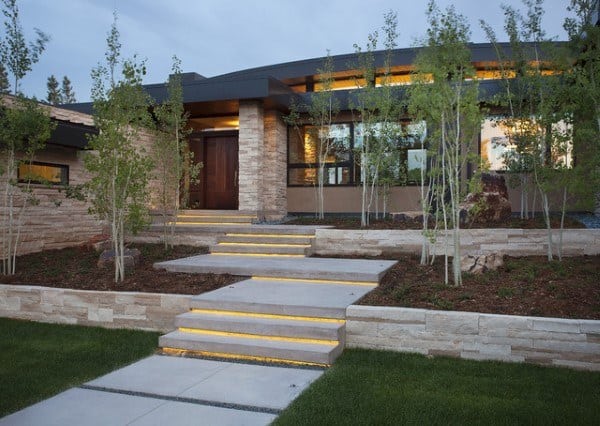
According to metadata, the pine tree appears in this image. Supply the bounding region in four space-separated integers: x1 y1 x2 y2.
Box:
46 74 61 104
0 62 8 93
61 75 76 103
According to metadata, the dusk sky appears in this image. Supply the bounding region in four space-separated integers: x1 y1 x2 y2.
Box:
13 0 572 102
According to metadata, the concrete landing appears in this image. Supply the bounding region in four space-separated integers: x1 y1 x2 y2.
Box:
190 277 376 318
0 355 323 426
154 254 396 282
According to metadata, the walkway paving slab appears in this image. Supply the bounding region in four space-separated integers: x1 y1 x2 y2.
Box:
155 254 396 282
1 356 320 426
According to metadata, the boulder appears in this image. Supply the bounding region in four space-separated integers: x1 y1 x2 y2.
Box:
461 173 512 224
87 234 111 252
460 253 504 274
98 248 142 269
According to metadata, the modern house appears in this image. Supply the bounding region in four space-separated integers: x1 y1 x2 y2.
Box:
64 42 566 222
3 42 575 255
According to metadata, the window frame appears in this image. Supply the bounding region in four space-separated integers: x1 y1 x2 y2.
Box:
17 161 69 186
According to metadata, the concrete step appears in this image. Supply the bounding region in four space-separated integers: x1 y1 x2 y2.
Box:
175 310 345 341
219 234 314 245
189 278 377 319
159 330 343 366
176 215 255 224
155 254 396 282
210 243 310 256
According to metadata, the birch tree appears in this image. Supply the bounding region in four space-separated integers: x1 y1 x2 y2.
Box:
408 1 481 285
85 13 153 282
352 11 402 226
482 0 574 261
0 0 53 275
153 56 198 248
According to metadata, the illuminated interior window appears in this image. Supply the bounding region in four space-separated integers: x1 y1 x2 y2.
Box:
18 162 69 185
314 78 366 92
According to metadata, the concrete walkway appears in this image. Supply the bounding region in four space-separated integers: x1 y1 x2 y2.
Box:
1 355 323 426
2 234 396 425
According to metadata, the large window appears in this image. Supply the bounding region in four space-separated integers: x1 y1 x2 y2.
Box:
17 162 69 185
480 118 572 171
287 121 426 186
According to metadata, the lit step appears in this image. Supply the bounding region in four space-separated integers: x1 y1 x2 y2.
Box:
219 234 314 245
175 310 345 341
159 329 343 365
176 215 254 223
211 244 310 256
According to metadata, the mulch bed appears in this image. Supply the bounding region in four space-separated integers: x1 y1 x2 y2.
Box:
1 244 244 295
358 254 600 320
286 215 586 230
2 243 598 320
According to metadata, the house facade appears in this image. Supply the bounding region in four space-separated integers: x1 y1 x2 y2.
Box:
63 42 572 222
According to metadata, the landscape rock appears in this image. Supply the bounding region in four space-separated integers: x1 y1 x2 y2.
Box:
461 173 512 224
98 248 142 269
460 253 504 274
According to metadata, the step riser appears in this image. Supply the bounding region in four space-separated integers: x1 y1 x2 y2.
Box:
210 245 310 255
159 335 342 365
175 316 345 341
177 217 254 224
190 299 347 319
218 236 314 245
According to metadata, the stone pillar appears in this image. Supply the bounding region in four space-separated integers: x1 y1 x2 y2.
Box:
238 100 264 215
263 110 288 220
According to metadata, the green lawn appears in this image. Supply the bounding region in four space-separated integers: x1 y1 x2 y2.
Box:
275 349 600 426
0 318 159 417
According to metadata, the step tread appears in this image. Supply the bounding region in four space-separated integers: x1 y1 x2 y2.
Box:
210 244 309 255
175 311 344 340
218 235 314 245
159 330 341 364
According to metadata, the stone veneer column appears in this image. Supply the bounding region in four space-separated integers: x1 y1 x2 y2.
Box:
238 100 264 214
262 110 288 220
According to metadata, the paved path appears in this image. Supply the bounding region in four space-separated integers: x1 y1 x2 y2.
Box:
2 247 396 425
1 355 323 426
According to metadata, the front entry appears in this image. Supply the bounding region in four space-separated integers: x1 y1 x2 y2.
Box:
188 132 239 209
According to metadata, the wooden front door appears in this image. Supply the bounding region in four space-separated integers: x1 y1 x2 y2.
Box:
188 133 239 209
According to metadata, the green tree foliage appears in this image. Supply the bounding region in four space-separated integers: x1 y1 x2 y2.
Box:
408 1 481 285
482 0 575 261
0 0 53 275
0 0 49 94
61 75 76 103
352 10 402 226
46 74 61 104
153 55 198 248
0 63 8 93
564 0 600 217
85 13 153 282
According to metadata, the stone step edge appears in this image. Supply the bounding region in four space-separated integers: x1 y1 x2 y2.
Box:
176 327 339 346
185 308 346 324
160 347 331 368
159 330 342 365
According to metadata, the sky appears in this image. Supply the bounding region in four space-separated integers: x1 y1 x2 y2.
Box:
12 0 573 102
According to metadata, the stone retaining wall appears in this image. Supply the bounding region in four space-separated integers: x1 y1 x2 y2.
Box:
346 305 600 371
314 229 600 257
0 284 191 332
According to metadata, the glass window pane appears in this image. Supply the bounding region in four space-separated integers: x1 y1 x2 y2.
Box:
288 167 316 185
18 162 68 185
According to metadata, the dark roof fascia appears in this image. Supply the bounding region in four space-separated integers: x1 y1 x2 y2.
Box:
206 42 567 84
47 118 98 150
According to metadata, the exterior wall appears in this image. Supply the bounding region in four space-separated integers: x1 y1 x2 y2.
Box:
263 111 287 220
0 284 191 332
0 145 106 257
238 100 264 215
0 103 161 258
346 306 600 371
314 228 600 256
287 186 422 214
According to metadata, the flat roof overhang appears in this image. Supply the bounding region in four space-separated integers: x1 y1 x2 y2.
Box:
47 119 98 149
